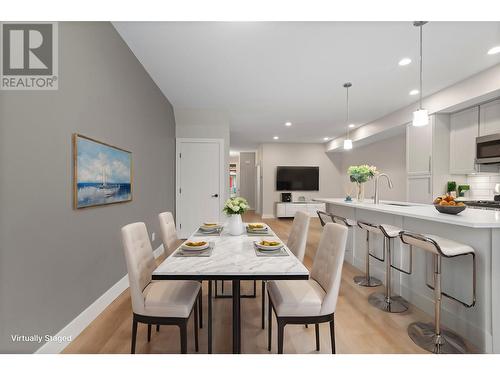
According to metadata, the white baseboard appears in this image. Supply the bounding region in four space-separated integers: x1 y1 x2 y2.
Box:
35 244 164 354
261 214 275 219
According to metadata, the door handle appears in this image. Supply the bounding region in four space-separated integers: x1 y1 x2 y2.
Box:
211 194 219 198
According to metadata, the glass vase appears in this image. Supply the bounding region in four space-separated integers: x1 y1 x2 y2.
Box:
356 182 365 202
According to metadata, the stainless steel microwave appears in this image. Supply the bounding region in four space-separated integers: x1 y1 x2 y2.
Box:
476 133 500 164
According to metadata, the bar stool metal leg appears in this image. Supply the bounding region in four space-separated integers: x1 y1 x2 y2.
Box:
354 230 382 287
368 237 408 313
408 255 468 353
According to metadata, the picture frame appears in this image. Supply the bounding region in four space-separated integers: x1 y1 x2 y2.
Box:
73 133 133 209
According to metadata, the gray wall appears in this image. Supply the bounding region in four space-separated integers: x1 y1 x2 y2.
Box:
332 133 407 201
239 152 256 209
0 22 176 353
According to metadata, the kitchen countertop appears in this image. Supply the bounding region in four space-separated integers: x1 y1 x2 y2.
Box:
313 198 500 228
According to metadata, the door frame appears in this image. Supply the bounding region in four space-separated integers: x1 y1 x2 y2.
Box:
175 138 225 237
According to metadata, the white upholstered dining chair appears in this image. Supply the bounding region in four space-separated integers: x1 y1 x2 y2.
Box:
121 222 201 354
261 211 311 329
267 222 348 354
159 211 204 329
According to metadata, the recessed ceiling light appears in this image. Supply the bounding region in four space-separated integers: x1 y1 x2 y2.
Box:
398 57 412 66
409 89 419 96
348 124 355 128
285 122 292 127
273 136 279 140
323 137 330 141
487 46 500 55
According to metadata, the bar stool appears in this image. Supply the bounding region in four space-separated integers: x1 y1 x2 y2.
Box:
399 231 476 354
354 221 382 287
317 211 357 229
366 223 411 313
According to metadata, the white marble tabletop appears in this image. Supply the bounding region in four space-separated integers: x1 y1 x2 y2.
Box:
152 224 310 280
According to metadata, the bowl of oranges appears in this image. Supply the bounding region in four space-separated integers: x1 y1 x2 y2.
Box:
433 195 466 215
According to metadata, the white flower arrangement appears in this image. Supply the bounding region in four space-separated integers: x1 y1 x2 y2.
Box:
223 197 249 215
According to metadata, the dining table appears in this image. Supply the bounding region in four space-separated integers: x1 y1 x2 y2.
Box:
152 223 310 354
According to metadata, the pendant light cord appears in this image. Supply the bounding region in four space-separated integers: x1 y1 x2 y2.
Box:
346 85 350 138
419 24 423 110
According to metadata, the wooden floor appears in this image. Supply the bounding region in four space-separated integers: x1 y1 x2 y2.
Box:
64 211 434 354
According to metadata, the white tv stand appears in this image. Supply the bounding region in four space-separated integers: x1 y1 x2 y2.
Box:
275 201 326 218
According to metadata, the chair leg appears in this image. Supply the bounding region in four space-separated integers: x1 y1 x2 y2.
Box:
315 324 320 351
267 298 272 351
261 281 266 329
156 324 160 332
131 318 138 354
305 324 308 328
329 319 336 354
198 283 203 329
194 300 199 352
147 324 151 342
180 322 188 354
277 320 285 354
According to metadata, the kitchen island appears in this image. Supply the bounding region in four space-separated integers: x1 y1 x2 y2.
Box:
314 198 500 353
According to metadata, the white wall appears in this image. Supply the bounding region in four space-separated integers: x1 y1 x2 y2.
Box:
334 133 407 201
261 143 343 217
174 108 231 201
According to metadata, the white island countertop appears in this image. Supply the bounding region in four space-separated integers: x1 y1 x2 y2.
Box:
313 198 500 228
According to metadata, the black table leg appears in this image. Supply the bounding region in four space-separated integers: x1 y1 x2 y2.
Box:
208 280 213 354
232 280 241 354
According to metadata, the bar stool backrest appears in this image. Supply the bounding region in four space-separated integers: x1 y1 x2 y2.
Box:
400 232 440 256
311 223 348 315
357 220 381 235
317 210 334 227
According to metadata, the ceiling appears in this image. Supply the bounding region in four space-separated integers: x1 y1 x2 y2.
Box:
114 22 500 149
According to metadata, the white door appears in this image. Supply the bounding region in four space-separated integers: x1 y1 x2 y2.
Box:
407 122 433 175
176 139 224 238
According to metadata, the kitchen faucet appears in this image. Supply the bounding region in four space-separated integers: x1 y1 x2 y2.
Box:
374 173 393 204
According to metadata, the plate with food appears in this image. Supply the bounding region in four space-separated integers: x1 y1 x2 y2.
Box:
181 241 210 251
254 240 283 251
247 223 269 233
200 223 222 232
433 195 466 215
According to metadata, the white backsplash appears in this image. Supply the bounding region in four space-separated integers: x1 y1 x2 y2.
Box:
466 174 500 200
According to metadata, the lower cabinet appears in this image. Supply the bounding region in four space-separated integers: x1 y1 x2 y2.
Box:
276 202 326 218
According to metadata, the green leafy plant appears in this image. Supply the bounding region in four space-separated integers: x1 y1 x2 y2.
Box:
347 165 378 184
458 184 470 197
223 197 249 215
447 181 457 193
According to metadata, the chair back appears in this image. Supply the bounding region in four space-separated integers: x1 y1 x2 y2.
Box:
317 210 334 227
311 222 348 315
159 211 178 256
121 222 156 315
287 211 310 262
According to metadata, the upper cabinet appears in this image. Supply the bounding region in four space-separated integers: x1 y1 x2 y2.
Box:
479 99 500 137
450 107 479 174
407 120 433 175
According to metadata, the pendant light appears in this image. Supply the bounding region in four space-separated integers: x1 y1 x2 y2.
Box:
343 82 353 150
412 21 429 127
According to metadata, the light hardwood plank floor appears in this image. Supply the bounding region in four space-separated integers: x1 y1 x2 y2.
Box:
64 211 450 354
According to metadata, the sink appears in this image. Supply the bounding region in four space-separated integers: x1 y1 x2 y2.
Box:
383 202 414 207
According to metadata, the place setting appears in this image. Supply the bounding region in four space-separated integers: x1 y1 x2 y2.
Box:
253 239 289 257
193 222 223 236
173 240 215 257
246 222 273 236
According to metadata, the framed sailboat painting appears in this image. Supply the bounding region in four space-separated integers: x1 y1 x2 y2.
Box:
73 134 133 209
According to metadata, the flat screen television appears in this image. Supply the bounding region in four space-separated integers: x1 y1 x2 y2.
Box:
276 166 319 191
